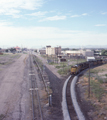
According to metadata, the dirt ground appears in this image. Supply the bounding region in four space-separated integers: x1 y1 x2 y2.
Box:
0 52 67 120
77 64 107 120
35 53 107 120
0 53 31 120
2 52 106 120
33 53 65 120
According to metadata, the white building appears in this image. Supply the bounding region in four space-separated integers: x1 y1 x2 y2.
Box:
46 46 61 55
87 57 95 61
82 49 94 57
62 49 94 57
63 50 81 56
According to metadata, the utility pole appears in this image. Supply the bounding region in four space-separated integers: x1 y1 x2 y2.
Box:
57 46 58 64
63 62 64 73
77 55 78 64
88 63 90 98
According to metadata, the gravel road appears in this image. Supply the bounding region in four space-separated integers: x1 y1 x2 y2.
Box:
33 52 62 79
0 53 31 120
33 52 67 120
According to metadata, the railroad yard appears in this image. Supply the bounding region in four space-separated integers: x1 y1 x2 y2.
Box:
0 51 107 120
0 52 64 120
1 0 107 119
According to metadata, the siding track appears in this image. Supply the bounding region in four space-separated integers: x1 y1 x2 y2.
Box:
29 52 43 120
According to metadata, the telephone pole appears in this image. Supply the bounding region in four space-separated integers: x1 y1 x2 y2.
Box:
88 63 90 98
57 46 58 64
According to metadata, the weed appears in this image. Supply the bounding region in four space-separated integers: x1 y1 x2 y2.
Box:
98 79 104 84
0 114 5 120
105 74 107 77
0 53 9 57
58 66 71 75
49 62 55 65
55 66 61 69
90 69 98 74
102 78 107 83
33 56 43 69
90 80 104 102
41 55 47 58
95 75 104 83
23 52 27 54
10 54 21 59
58 69 64 75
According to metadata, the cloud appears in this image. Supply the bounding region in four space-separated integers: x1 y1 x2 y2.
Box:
71 13 88 18
0 20 12 26
101 12 107 15
71 15 80 17
5 9 22 18
0 26 107 48
39 15 66 22
82 13 87 16
50 10 56 13
26 11 47 17
95 24 106 27
0 0 44 18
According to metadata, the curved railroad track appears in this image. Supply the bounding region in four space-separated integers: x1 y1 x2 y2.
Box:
66 75 78 120
62 73 86 120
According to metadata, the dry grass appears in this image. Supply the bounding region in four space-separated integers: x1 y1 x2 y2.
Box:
79 64 107 120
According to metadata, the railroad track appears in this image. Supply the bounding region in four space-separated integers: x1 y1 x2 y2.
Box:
62 74 86 120
29 52 43 120
66 75 78 120
33 55 49 96
64 63 104 120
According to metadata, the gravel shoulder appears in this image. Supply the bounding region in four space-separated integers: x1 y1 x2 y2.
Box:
76 64 107 120
33 53 62 79
33 53 70 120
0 53 31 120
34 53 107 120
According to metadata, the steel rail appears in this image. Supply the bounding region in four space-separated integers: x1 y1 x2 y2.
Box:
62 74 86 120
29 53 35 120
29 52 44 120
31 55 44 120
62 75 71 120
33 55 49 95
66 75 78 120
70 76 85 120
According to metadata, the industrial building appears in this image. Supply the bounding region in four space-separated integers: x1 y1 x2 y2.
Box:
62 49 94 57
38 48 46 54
46 46 61 56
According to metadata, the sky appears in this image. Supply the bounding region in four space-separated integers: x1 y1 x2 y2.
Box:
0 0 107 48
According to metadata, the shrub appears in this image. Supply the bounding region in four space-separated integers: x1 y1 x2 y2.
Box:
55 66 61 69
90 69 98 74
90 80 104 102
105 74 107 77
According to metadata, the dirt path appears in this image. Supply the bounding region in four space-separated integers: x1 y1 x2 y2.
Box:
0 54 31 120
33 52 66 120
33 52 62 79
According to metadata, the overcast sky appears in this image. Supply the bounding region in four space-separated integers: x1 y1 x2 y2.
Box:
0 0 107 48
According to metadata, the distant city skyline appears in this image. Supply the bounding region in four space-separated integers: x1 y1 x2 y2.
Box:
0 0 107 48
1 45 107 50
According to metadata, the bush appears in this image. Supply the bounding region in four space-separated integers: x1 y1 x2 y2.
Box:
58 66 71 75
105 74 107 77
58 69 64 75
90 69 98 74
90 80 104 102
55 66 61 69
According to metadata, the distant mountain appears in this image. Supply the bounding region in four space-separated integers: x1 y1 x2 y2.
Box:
62 45 107 49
